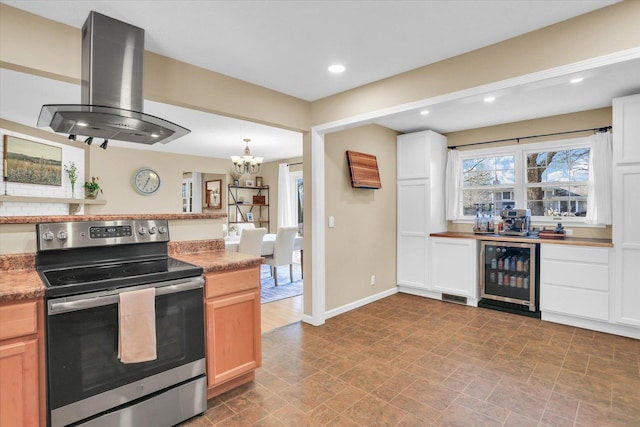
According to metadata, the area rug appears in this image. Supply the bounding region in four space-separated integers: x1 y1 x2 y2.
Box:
260 264 303 304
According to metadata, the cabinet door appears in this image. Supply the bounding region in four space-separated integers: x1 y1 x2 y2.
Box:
0 339 39 427
431 238 478 298
205 289 261 386
397 180 430 289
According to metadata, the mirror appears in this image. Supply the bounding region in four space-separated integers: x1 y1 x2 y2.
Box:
206 179 222 209
183 172 227 213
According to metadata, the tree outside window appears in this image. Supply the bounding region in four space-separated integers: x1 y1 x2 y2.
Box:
526 148 590 216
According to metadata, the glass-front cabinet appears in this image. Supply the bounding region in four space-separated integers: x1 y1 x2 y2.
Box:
480 241 539 314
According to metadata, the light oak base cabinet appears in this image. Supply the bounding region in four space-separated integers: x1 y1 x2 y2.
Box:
204 267 261 399
0 299 45 427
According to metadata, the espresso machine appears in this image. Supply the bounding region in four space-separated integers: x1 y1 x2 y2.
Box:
500 209 531 236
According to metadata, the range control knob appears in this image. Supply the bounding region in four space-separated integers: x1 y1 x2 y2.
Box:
42 231 54 241
138 227 147 235
148 227 157 235
57 231 68 240
158 226 167 234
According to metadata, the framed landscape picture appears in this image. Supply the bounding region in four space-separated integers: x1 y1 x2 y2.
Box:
3 135 62 186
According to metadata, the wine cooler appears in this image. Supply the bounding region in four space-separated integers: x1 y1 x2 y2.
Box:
479 241 540 316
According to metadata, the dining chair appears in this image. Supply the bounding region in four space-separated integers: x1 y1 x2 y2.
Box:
237 227 267 256
263 226 298 286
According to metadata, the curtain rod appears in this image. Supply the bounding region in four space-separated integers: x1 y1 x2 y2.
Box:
287 161 303 166
449 125 612 150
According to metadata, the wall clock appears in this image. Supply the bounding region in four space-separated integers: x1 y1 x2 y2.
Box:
132 167 161 195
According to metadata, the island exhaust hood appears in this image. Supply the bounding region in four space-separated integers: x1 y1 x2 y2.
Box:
37 11 190 148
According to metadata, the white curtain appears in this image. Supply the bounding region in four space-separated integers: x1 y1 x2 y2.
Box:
277 163 295 228
445 149 462 220
586 131 613 224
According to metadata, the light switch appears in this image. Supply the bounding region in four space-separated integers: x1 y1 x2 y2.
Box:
328 216 335 228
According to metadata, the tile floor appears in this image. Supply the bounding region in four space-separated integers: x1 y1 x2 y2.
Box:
180 294 640 426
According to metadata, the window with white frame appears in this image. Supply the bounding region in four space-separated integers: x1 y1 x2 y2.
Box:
456 137 591 221
525 147 589 217
462 154 515 215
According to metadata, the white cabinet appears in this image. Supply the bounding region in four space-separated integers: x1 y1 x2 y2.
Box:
613 94 640 328
396 131 447 293
431 237 479 304
540 244 611 321
397 180 429 288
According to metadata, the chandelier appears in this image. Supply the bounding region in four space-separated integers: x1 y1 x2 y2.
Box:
231 138 263 175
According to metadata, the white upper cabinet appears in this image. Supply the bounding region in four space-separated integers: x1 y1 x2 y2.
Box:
613 94 640 165
397 130 447 181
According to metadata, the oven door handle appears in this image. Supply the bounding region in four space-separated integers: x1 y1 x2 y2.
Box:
155 277 204 297
48 277 204 315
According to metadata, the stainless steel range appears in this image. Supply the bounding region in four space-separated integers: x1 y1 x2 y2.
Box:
36 219 206 427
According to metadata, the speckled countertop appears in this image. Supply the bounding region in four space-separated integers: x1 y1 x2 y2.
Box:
0 213 226 224
0 239 260 303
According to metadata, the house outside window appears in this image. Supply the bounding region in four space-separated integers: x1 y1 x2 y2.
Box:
456 138 591 222
462 154 515 215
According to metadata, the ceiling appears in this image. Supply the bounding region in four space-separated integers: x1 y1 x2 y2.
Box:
2 0 638 162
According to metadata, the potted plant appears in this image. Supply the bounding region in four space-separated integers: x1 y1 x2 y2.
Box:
64 161 79 198
230 171 242 187
83 177 103 199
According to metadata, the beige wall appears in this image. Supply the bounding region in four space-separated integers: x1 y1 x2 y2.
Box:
324 125 398 311
445 107 613 239
310 1 640 125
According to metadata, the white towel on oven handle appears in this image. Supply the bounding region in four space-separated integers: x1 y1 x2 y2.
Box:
118 287 157 363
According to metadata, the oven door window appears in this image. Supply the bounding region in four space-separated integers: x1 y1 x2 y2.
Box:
46 288 204 410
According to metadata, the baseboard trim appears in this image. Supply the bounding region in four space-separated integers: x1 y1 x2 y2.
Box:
301 313 322 326
542 311 640 340
324 287 398 320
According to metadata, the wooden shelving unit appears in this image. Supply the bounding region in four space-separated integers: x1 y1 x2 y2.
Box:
227 185 269 231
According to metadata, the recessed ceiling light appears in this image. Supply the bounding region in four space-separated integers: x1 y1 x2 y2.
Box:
420 109 430 116
77 122 87 127
570 77 584 84
484 96 495 103
328 64 345 74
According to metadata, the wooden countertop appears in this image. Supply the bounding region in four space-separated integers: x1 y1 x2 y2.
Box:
430 231 613 248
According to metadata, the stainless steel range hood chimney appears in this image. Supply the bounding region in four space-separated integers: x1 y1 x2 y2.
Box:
37 11 190 145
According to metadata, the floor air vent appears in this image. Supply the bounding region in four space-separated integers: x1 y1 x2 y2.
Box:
442 293 467 305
